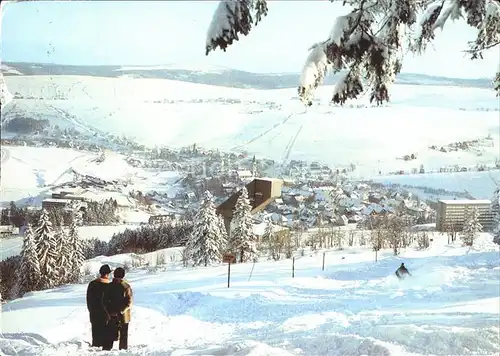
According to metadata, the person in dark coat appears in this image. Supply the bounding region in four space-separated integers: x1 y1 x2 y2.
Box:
102 267 133 351
395 263 411 280
86 264 112 347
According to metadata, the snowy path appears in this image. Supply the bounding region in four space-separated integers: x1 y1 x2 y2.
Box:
2 236 499 355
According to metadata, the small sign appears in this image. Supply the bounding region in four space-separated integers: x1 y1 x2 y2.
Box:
223 253 236 263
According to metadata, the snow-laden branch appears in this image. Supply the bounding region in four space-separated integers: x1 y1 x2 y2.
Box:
466 0 500 59
205 0 268 55
331 68 363 105
298 44 330 106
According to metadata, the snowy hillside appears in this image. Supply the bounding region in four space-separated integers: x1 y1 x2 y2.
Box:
0 145 181 209
3 74 499 177
2 233 499 355
2 61 494 89
371 171 500 200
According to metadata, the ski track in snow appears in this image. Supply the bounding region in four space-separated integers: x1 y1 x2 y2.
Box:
1 236 499 356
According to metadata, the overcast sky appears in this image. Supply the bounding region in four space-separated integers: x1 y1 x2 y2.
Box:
1 1 498 78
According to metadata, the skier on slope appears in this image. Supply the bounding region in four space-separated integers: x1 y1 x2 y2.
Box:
395 263 412 280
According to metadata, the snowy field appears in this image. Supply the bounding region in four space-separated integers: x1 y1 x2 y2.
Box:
0 145 181 208
3 75 499 177
371 170 500 200
2 233 499 356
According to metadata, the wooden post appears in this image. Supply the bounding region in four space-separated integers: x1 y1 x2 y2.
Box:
322 252 326 271
292 257 295 278
223 253 235 288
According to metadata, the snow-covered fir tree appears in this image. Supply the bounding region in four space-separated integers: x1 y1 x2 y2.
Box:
54 223 69 284
186 191 226 267
67 214 85 283
206 0 500 105
217 213 229 247
461 207 483 247
263 219 277 260
491 187 500 245
35 209 59 289
230 186 257 263
19 223 41 295
263 219 274 243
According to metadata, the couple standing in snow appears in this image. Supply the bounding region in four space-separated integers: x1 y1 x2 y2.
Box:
86 264 133 351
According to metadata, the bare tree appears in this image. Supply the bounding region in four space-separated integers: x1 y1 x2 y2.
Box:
359 231 367 246
282 230 295 259
332 227 345 250
416 231 430 249
266 228 294 260
385 215 406 255
370 228 382 262
206 0 499 106
347 229 356 247
444 221 458 243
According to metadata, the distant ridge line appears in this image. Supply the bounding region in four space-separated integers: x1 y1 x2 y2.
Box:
1 61 494 91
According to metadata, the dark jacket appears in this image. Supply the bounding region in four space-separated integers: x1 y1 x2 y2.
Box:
86 277 110 323
395 265 411 278
102 278 133 324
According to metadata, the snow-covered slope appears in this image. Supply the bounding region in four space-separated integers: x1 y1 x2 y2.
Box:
0 145 181 208
1 234 499 355
371 170 500 200
3 75 499 177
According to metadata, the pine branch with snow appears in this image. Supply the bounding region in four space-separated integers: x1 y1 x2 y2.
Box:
415 0 499 94
461 207 483 247
35 209 59 289
230 186 257 263
206 0 268 55
186 191 226 267
207 0 499 103
494 71 500 97
20 224 41 295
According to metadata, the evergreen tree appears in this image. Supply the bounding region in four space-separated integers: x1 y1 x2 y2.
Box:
217 213 229 250
67 215 85 283
19 223 41 295
461 207 483 247
35 209 58 289
492 188 500 245
263 220 278 260
230 186 257 263
186 191 225 267
54 223 70 284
